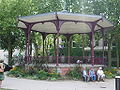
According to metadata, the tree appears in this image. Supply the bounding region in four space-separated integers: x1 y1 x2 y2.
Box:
0 0 34 65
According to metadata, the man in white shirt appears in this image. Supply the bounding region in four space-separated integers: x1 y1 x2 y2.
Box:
97 67 105 81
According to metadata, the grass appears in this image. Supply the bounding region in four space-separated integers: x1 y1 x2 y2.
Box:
0 88 14 90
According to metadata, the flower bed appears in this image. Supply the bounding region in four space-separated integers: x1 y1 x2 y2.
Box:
7 66 120 81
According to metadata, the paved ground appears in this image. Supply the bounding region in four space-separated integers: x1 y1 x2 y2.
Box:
2 77 115 90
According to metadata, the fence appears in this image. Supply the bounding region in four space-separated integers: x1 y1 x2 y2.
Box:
29 56 106 65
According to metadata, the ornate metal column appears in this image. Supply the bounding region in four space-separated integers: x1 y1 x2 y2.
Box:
91 29 95 66
102 30 105 65
23 23 34 64
52 13 65 66
87 22 96 66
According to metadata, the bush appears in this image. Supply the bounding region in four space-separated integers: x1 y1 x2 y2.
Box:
104 71 114 79
8 66 33 78
48 73 60 80
104 68 118 74
7 69 24 77
36 70 48 80
104 67 119 79
67 66 82 80
49 73 59 78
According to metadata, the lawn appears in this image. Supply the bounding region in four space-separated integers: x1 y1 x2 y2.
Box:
0 88 14 90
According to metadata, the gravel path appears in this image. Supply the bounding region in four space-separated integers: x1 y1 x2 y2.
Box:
2 77 115 90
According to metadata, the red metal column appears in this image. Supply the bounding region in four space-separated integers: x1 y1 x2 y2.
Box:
68 39 70 64
91 31 95 66
24 23 34 64
52 12 65 66
87 22 96 66
102 30 105 65
52 25 64 66
56 33 59 66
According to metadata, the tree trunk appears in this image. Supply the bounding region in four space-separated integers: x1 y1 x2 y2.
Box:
8 45 13 65
45 39 49 57
30 40 32 56
34 43 39 56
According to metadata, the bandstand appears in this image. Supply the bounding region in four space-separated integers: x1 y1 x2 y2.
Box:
18 11 113 67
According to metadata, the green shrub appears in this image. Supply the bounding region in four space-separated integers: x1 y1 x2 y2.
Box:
48 73 60 80
67 66 82 80
7 70 24 77
116 73 120 76
104 68 118 74
0 88 12 90
49 73 59 77
25 69 37 76
7 67 49 80
104 71 114 79
104 67 119 79
36 70 48 80
7 66 25 77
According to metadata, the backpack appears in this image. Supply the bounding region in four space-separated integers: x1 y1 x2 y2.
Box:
3 63 13 72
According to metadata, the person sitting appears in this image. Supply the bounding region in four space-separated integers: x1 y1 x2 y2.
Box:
97 67 105 82
89 67 96 81
82 67 89 82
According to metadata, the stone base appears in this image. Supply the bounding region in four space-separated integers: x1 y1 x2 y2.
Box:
44 64 105 76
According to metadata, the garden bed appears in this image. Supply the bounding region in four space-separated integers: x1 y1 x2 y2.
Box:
7 65 120 81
